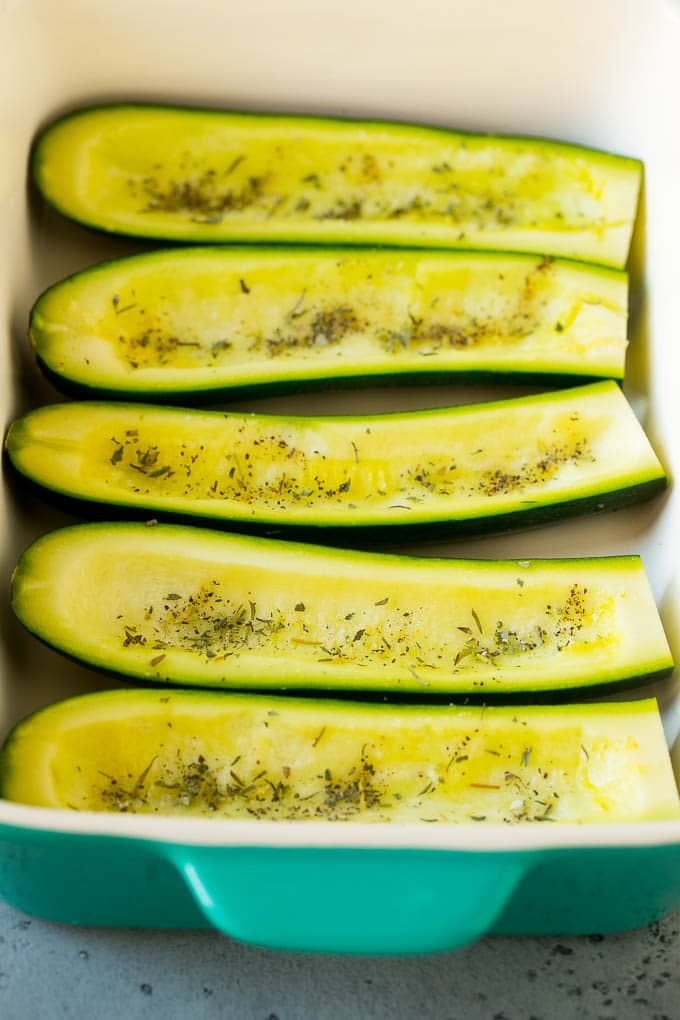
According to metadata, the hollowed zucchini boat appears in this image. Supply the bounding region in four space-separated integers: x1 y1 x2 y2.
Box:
5 382 666 540
10 523 673 696
29 249 628 400
1 690 677 823
33 105 642 267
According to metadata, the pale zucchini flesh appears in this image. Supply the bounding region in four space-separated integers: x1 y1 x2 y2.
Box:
29 249 629 399
33 105 642 267
10 524 673 696
1 690 677 824
5 382 666 537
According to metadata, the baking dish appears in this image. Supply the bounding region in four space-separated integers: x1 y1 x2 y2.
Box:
2 0 680 954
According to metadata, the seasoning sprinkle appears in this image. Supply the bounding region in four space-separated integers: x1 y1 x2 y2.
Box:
312 726 326 748
408 666 429 687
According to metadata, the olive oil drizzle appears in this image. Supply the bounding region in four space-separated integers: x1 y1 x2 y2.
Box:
120 580 600 681
126 143 608 233
108 259 557 370
91 724 571 823
105 417 595 510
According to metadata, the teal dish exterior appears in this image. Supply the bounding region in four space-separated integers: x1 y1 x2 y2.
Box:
2 823 680 953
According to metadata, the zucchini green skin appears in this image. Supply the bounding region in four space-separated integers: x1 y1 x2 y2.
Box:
32 104 642 267
10 522 674 697
3 447 667 551
29 247 628 400
5 382 666 542
34 358 616 406
2 689 678 823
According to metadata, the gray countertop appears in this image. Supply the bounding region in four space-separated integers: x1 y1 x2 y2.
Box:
1 900 678 1019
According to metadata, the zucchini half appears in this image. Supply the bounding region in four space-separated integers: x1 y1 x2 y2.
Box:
1 690 677 824
33 105 642 267
29 249 628 400
10 523 673 696
5 382 666 540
